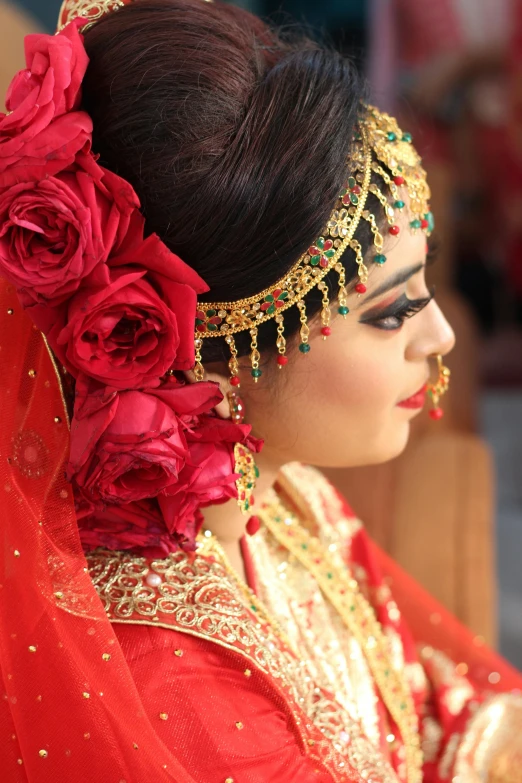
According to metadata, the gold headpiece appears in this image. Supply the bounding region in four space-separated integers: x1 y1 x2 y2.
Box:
57 0 213 33
194 107 432 385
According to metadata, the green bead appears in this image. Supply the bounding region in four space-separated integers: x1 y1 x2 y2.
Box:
247 483 253 489
387 132 396 142
393 200 405 209
402 132 412 143
425 211 435 232
254 465 260 478
244 501 250 511
338 305 349 316
374 253 387 265
251 368 262 378
410 219 422 229
299 343 311 354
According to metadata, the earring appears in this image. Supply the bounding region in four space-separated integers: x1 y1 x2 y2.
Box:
228 391 260 527
427 355 451 420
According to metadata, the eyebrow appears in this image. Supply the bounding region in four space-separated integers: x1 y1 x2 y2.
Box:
354 262 425 306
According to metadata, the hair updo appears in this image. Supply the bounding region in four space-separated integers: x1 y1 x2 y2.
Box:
82 0 377 367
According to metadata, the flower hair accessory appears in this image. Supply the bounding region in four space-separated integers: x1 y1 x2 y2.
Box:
0 19 262 555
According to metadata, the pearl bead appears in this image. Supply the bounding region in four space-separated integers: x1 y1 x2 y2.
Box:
146 572 162 588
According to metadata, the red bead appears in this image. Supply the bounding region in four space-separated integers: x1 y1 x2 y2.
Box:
394 176 405 186
389 225 400 236
421 219 429 229
355 283 367 294
230 376 241 387
249 495 255 506
351 185 361 195
321 326 332 337
429 407 444 420
277 355 288 366
246 515 261 536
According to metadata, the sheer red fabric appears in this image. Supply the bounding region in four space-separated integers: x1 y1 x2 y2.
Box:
0 278 196 782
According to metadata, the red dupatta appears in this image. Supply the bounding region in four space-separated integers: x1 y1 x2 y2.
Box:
0 279 196 782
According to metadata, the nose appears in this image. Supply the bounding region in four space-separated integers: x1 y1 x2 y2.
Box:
405 298 456 361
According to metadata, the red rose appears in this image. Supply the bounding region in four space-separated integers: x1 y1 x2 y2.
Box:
68 377 223 508
38 232 208 387
0 24 92 188
76 497 179 559
0 153 140 305
158 415 263 545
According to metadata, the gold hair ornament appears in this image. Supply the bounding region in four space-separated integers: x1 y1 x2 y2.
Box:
194 108 433 386
57 0 213 34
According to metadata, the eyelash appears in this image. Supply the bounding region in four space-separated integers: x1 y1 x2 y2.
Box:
365 284 437 331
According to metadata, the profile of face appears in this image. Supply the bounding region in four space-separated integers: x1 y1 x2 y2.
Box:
208 204 456 472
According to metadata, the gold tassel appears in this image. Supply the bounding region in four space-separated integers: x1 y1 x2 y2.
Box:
225 334 240 387
250 327 262 381
194 338 204 382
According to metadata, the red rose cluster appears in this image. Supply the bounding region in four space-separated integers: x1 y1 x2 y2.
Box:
0 22 262 555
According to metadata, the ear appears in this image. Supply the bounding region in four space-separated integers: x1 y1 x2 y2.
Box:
183 369 231 419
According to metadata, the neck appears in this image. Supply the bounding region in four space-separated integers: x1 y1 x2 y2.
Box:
200 452 282 581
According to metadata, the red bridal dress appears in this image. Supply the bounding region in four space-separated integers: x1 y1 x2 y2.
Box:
1 279 522 782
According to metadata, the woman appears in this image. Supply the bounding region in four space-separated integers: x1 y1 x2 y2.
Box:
0 1 521 781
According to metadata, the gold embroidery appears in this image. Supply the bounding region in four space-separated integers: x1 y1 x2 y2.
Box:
87 546 398 783
454 694 522 782
420 648 474 716
421 716 444 764
257 488 422 783
247 524 382 750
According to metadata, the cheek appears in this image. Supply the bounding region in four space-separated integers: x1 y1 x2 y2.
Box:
314 326 398 416
253 327 404 467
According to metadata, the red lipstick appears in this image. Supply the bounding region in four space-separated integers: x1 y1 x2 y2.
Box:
397 383 428 409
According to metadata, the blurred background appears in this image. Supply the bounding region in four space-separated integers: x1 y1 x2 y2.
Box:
1 0 521 668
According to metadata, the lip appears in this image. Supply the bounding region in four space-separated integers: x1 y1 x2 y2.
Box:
397 382 428 409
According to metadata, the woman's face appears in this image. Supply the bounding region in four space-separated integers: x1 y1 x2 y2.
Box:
237 207 456 469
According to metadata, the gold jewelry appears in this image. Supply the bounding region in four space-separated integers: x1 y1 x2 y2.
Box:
232 443 259 516
227 390 259 515
57 0 213 33
195 107 432 383
427 354 451 421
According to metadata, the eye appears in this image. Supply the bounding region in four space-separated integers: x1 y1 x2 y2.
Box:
361 286 436 332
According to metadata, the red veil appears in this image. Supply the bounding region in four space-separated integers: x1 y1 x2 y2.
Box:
0 278 196 781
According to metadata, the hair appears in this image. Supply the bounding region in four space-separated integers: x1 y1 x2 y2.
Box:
82 0 380 367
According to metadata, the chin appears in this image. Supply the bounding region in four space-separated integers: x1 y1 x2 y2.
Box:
363 421 412 467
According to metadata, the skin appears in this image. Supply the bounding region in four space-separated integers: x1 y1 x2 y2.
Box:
195 203 456 578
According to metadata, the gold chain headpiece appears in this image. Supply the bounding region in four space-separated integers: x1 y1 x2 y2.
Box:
194 107 432 385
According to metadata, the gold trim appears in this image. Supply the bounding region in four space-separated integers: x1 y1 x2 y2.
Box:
41 333 70 429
